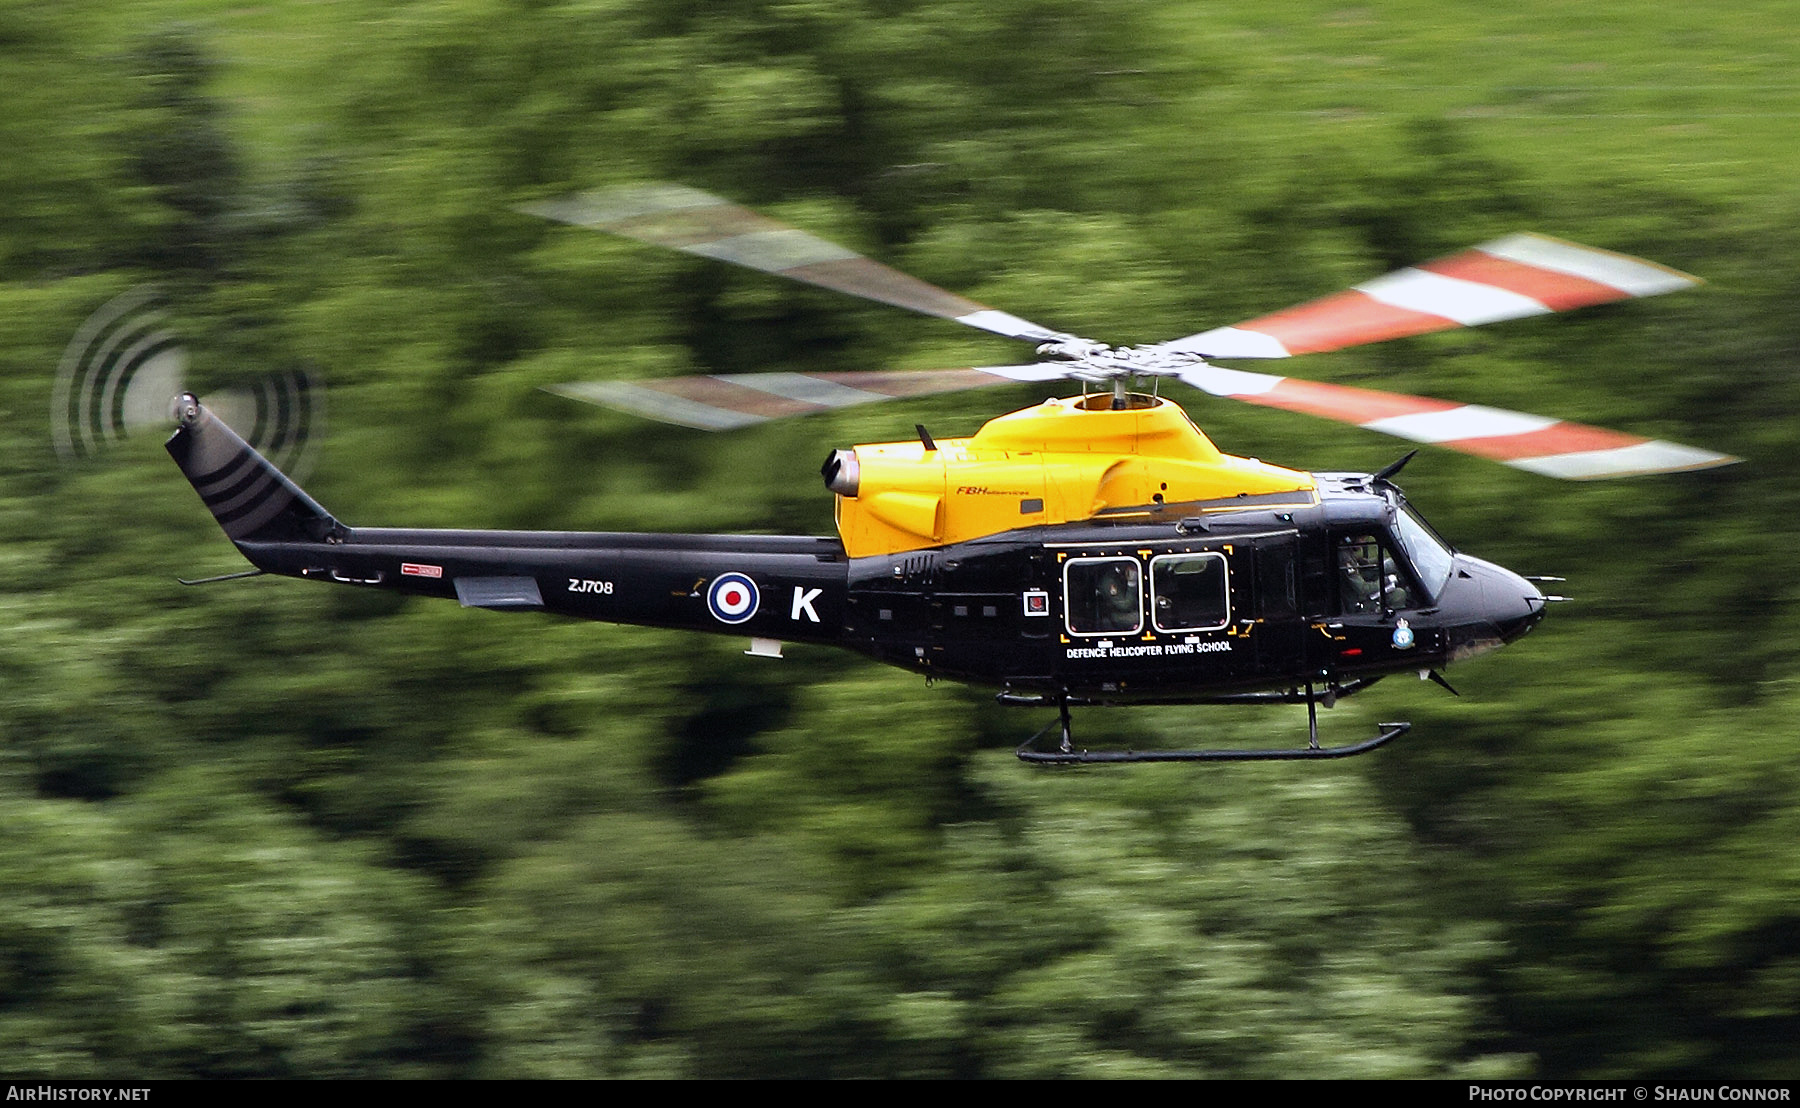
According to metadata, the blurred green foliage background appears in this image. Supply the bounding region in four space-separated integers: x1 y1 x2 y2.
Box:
2 0 1797 1079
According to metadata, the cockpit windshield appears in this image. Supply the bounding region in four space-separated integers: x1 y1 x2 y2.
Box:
1391 503 1455 603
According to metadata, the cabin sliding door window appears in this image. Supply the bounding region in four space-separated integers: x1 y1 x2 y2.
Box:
1149 553 1231 633
1064 557 1142 636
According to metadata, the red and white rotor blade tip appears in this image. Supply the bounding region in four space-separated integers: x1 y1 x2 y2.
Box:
1176 363 1736 479
523 184 1069 344
1161 234 1700 360
548 364 1070 431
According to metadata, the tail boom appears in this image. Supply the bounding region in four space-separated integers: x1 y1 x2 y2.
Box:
167 397 850 644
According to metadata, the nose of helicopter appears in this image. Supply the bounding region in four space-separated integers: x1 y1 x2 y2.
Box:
1488 564 1547 644
1440 556 1548 661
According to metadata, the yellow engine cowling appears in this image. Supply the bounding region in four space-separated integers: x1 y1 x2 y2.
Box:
828 394 1317 558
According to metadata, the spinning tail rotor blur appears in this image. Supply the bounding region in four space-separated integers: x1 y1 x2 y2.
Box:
52 286 325 479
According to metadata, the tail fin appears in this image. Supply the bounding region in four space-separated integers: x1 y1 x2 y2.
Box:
165 393 344 544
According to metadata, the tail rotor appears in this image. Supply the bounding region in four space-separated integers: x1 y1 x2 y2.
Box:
52 286 325 478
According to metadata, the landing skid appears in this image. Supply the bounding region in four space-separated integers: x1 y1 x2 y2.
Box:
1014 687 1410 765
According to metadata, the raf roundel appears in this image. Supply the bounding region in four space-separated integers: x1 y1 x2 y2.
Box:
707 572 760 624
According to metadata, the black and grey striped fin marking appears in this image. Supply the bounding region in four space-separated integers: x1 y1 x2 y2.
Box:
167 396 338 543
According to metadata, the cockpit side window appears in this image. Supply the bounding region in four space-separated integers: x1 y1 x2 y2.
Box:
1335 533 1416 614
1064 556 1143 636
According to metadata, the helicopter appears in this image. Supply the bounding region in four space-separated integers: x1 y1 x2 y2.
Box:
166 184 1737 764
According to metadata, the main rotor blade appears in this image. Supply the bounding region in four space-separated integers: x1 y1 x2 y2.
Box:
523 184 1071 344
1176 363 1736 479
1159 234 1699 359
548 364 1070 431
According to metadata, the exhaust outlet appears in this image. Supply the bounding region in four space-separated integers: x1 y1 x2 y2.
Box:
821 448 860 496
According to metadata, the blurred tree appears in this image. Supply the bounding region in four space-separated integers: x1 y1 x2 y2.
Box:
115 25 245 275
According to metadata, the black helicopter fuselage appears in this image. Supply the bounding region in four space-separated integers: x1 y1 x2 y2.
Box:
172 396 1545 708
